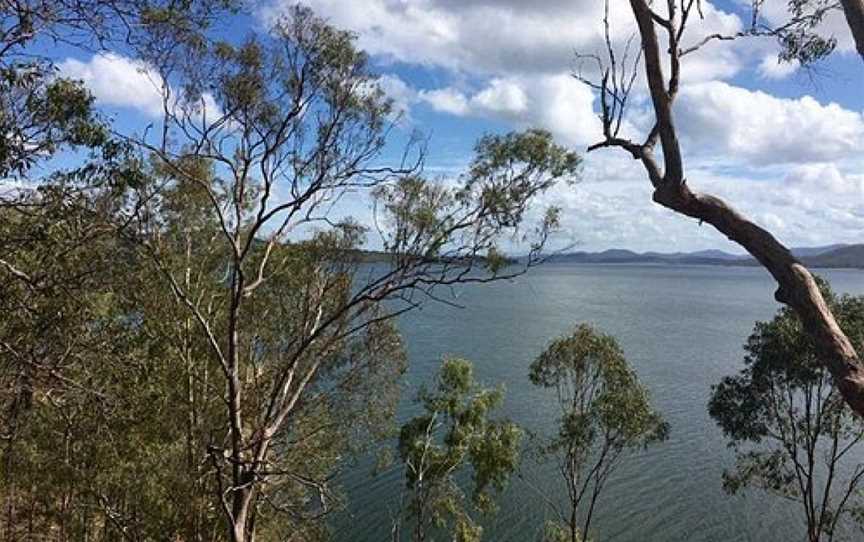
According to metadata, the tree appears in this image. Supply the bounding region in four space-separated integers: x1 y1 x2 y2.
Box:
107 7 579 541
1 3 579 539
0 0 235 178
394 358 522 542
0 156 411 540
575 0 864 418
709 287 864 542
527 324 668 542
704 1 864 67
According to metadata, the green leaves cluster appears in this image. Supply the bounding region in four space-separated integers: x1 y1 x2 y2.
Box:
529 324 668 542
709 285 864 541
397 358 522 541
374 129 579 270
0 65 107 176
530 324 668 456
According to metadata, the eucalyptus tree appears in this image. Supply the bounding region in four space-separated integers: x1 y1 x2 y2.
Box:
0 0 239 536
709 289 864 542
0 4 578 541
113 7 579 541
0 0 235 179
528 324 668 542
574 0 864 418
394 358 522 542
0 180 132 538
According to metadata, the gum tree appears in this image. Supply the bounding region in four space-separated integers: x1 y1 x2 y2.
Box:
395 358 522 542
528 324 668 542
709 289 864 542
114 7 579 540
576 0 864 418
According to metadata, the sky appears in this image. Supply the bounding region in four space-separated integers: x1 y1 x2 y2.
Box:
54 0 864 254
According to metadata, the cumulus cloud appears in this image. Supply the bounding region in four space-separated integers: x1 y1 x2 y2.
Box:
418 87 470 115
263 0 748 83
471 79 529 117
530 160 864 253
409 75 602 147
59 53 165 117
258 0 786 159
60 52 224 124
676 81 864 165
757 54 798 79
377 74 418 116
780 164 864 208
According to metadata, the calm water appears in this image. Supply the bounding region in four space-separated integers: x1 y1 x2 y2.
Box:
334 264 864 541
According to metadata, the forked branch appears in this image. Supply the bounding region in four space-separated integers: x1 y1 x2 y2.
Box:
577 0 864 417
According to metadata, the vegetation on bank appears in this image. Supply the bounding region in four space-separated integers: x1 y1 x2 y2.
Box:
0 1 577 540
1 1 864 541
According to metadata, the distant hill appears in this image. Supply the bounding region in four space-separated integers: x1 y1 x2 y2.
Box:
544 244 864 269
803 245 864 268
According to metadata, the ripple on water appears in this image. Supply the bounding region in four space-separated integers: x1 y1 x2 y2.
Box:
334 265 864 541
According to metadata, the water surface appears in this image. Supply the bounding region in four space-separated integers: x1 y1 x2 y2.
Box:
335 264 864 541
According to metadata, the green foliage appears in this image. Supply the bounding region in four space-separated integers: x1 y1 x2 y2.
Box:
0 163 408 540
397 358 522 541
756 0 839 66
708 285 864 540
528 324 668 541
530 324 668 455
373 129 579 271
0 65 107 176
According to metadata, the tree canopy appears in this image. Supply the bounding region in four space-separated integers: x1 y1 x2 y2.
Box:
528 324 669 542
710 287 864 542
395 357 522 542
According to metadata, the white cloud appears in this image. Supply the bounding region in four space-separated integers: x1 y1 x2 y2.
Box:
531 158 864 253
263 0 748 83
418 87 470 115
375 74 418 118
59 53 165 118
60 52 225 125
394 74 602 147
782 163 864 202
471 78 528 116
757 54 798 79
676 81 864 165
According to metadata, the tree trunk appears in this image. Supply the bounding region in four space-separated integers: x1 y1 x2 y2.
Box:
622 0 864 418
840 0 864 62
651 182 864 416
230 484 254 542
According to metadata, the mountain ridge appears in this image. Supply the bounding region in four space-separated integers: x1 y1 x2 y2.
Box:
543 244 864 269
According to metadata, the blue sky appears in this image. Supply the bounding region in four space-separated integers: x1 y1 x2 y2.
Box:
53 0 864 254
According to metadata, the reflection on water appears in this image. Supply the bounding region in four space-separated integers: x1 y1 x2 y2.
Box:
334 264 864 541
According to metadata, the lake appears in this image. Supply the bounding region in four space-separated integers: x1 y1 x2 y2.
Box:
333 264 864 541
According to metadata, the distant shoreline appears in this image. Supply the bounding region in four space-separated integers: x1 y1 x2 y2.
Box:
538 260 864 271
536 244 864 270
